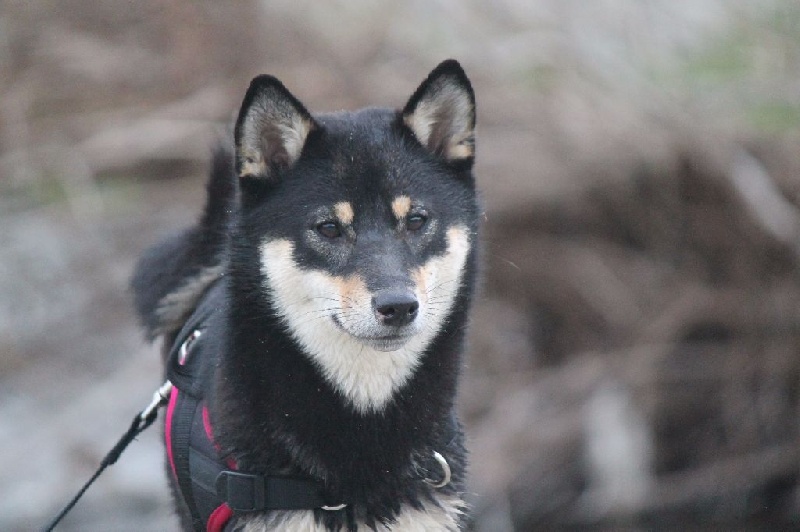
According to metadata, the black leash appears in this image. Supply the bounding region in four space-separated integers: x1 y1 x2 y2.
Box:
43 381 173 532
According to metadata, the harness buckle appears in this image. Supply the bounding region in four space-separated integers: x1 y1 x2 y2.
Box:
214 470 348 512
215 471 265 512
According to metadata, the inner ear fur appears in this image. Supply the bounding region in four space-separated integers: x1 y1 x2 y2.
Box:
234 75 317 180
402 59 476 162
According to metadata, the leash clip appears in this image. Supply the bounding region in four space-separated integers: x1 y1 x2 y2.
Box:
140 380 173 423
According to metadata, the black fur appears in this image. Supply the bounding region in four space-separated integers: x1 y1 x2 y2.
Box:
132 60 479 531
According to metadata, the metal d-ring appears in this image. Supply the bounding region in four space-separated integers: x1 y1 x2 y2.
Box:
424 451 451 489
320 503 347 511
178 329 202 364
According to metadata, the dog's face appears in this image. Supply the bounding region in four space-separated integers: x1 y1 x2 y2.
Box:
232 61 477 412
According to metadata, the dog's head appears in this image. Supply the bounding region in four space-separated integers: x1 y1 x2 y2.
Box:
231 60 478 412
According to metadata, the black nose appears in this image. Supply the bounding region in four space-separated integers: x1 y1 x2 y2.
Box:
373 290 419 327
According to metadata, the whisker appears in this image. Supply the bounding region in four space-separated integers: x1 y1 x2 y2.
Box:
426 279 460 295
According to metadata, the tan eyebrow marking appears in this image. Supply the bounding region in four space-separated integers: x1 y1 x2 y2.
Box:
391 195 411 221
334 201 354 225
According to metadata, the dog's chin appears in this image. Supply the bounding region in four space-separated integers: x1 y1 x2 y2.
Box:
332 316 414 352
358 336 412 352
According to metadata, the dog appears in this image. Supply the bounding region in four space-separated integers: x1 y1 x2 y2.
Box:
131 59 480 531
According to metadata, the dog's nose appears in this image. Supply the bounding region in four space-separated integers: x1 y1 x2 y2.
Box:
373 290 419 327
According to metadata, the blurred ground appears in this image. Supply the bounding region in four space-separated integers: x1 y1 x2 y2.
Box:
1 1 799 530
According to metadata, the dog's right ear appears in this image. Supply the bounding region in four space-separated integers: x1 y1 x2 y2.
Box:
234 75 317 181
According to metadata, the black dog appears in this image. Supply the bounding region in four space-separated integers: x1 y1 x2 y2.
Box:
132 59 480 531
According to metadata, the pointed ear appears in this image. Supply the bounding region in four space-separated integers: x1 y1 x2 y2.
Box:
402 59 476 162
234 75 317 180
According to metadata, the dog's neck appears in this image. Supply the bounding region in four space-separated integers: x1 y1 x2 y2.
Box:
208 271 469 508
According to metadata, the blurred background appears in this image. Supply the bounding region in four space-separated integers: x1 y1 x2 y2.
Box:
1 1 799 530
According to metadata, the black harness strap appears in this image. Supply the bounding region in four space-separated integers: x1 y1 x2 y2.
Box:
216 472 328 511
171 389 204 529
166 289 217 530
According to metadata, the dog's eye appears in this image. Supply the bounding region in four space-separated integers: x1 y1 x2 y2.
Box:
317 221 342 239
406 213 427 232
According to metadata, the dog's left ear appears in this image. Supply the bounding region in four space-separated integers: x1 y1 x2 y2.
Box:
402 59 476 163
234 75 317 181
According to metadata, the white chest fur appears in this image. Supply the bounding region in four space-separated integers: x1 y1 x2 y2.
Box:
233 495 466 531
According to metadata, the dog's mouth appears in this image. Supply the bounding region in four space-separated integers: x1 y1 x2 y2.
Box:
331 316 413 352
358 335 412 352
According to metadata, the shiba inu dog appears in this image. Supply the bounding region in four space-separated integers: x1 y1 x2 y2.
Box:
131 59 480 531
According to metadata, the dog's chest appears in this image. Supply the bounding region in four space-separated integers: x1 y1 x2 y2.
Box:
232 494 465 531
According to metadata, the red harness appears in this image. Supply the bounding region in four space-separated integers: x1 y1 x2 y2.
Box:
165 380 234 531
165 328 236 532
163 284 452 530
164 291 344 532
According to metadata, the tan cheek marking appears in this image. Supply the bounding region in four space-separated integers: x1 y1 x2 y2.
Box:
334 201 354 225
413 225 471 303
445 226 470 256
392 195 412 222
412 265 431 304
335 274 370 312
